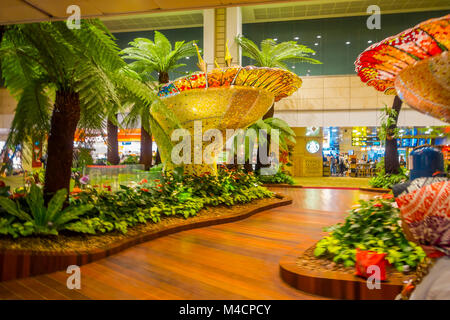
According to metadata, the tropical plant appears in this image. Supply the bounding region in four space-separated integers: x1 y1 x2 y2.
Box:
314 195 425 270
0 184 92 235
257 170 295 185
236 35 321 118
121 31 198 168
369 158 408 189
0 20 153 198
0 167 273 238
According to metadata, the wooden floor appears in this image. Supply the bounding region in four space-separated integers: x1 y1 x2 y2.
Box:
0 188 377 300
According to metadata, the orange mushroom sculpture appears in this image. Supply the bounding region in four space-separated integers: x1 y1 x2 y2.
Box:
355 14 449 122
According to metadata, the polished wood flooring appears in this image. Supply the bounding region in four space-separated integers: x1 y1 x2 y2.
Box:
0 188 377 300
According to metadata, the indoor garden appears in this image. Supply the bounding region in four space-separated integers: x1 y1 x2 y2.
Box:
0 1 448 307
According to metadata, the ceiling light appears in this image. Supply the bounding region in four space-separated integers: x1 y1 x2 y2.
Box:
292 66 295 69
273 38 278 41
314 42 319 46
294 36 299 40
317 35 321 38
368 40 373 44
186 57 190 59
346 41 351 45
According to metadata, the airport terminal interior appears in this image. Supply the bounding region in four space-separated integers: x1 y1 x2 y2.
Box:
0 0 448 302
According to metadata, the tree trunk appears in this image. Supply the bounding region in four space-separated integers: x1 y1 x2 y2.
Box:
255 104 275 173
263 103 275 120
107 114 120 165
158 71 169 84
384 95 403 175
140 125 153 170
154 71 170 166
44 90 80 199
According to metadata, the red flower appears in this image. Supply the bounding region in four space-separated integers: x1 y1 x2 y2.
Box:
156 184 162 188
373 203 383 208
154 179 160 182
10 193 25 200
71 187 82 194
141 188 149 192
0 180 5 188
381 193 394 200
140 179 148 184
104 185 112 192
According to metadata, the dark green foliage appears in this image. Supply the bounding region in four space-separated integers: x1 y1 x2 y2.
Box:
314 196 425 270
0 168 272 237
369 158 408 189
121 155 140 164
257 171 295 185
0 184 92 237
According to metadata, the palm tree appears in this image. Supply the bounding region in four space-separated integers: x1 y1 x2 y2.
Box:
121 31 198 168
0 20 153 197
236 36 321 118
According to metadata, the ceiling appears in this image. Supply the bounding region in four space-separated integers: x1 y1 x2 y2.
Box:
0 0 300 25
0 0 448 30
242 0 450 23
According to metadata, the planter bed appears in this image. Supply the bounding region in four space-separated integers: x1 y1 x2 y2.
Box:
0 194 291 282
280 244 412 300
262 184 302 188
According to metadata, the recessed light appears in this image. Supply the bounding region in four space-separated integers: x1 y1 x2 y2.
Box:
274 38 278 41
292 66 295 69
294 36 299 40
186 57 190 59
314 42 319 46
317 35 321 38
368 40 373 44
345 41 351 45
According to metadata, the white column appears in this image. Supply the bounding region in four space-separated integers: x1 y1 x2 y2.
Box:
203 9 215 71
226 6 242 65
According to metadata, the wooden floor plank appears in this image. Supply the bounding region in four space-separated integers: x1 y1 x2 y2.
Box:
0 188 378 300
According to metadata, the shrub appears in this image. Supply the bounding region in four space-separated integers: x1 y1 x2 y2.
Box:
0 167 272 237
257 170 295 185
369 158 408 189
314 195 425 270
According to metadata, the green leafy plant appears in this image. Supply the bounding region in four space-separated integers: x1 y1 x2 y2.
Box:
378 105 400 142
257 170 295 185
0 168 273 238
0 184 93 236
122 155 140 164
314 195 425 270
369 158 408 189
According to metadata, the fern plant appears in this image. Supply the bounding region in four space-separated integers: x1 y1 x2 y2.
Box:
0 20 156 197
121 31 198 168
0 184 92 235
